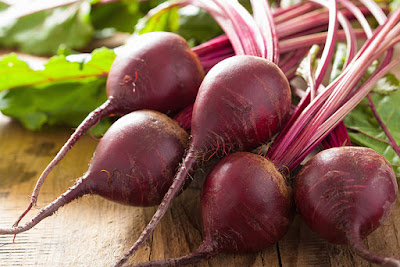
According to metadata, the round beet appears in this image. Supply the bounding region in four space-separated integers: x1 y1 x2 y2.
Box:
132 152 294 266
116 55 292 265
0 110 188 235
294 147 399 266
106 32 204 114
201 152 294 254
191 55 291 154
84 110 188 206
15 31 204 226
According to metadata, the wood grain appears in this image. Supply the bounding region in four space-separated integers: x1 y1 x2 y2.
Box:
0 113 399 267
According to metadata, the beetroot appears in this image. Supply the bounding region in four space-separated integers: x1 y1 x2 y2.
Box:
294 147 400 266
0 110 188 235
115 55 292 266
105 32 203 114
15 31 204 225
134 152 294 266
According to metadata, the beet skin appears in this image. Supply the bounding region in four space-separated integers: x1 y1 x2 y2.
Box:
295 147 399 266
201 152 294 254
133 152 294 266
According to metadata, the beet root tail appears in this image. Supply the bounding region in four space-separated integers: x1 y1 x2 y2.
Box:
134 242 216 267
1 177 89 236
382 258 400 267
114 148 198 267
13 99 116 227
347 226 400 267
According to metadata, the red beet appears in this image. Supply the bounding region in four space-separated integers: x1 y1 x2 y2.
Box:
106 32 203 114
16 31 204 225
294 147 400 266
133 152 294 266
0 110 188 235
115 55 292 266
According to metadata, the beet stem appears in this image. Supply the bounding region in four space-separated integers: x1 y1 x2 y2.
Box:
133 242 216 267
1 177 89 235
114 148 198 267
13 98 116 227
346 224 400 267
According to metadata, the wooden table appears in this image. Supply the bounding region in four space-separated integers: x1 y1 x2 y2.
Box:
0 111 399 267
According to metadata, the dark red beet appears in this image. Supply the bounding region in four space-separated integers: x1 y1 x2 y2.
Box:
294 147 400 266
106 32 203 114
84 110 188 206
0 110 188 235
16 31 204 225
133 152 294 266
115 55 292 266
201 152 294 253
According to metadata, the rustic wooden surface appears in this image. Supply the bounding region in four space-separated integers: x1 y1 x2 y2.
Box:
0 111 398 267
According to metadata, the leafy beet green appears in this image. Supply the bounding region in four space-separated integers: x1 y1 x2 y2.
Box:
0 79 111 135
0 48 115 91
371 72 400 94
175 6 223 46
91 0 165 33
0 0 181 56
390 0 400 11
135 5 224 47
0 48 115 132
0 1 8 10
0 1 93 55
134 4 180 35
344 89 400 176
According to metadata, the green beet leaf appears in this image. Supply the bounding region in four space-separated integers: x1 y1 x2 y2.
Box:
135 4 222 47
0 47 115 91
389 0 400 11
0 1 8 10
0 79 108 131
371 72 400 95
175 6 223 46
91 0 165 33
344 90 400 177
135 5 180 35
0 1 93 55
0 48 115 134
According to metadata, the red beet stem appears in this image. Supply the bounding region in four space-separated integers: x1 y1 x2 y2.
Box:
133 242 216 267
114 148 198 267
346 224 400 267
13 99 116 227
3 178 90 236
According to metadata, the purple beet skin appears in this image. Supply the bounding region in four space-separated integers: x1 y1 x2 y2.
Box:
295 146 399 266
201 152 294 254
133 152 294 266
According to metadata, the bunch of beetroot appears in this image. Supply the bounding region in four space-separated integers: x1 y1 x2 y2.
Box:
1 0 399 266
